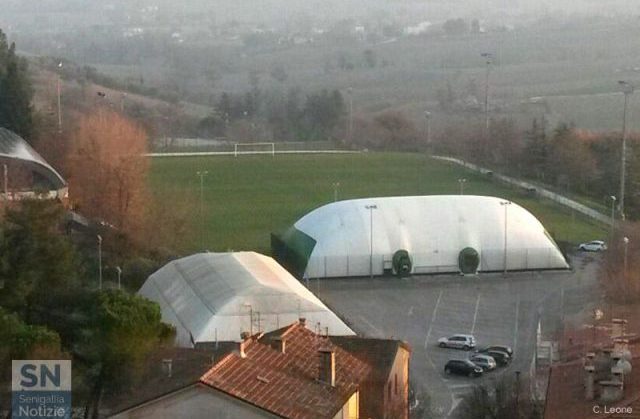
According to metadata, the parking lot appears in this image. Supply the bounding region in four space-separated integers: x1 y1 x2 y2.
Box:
316 253 601 417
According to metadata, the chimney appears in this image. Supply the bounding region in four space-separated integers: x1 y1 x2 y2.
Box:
584 366 595 400
162 359 173 378
318 349 336 387
273 337 286 354
611 366 624 383
299 317 306 326
586 352 596 366
239 332 251 358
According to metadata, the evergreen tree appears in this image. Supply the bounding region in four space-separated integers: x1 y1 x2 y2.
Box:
0 29 34 141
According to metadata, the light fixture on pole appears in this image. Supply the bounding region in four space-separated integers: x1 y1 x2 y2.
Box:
481 53 494 132
116 266 122 290
458 178 467 195
332 182 340 202
97 234 103 290
424 111 432 147
347 87 354 142
500 200 512 275
57 62 63 132
618 81 634 220
609 195 617 239
365 204 378 278
196 171 209 249
623 236 630 279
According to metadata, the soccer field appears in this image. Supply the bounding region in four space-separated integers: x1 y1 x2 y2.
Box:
149 152 608 254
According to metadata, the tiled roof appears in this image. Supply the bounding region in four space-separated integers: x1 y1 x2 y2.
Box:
200 322 372 419
105 344 235 415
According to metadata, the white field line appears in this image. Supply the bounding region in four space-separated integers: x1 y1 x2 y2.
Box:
424 290 444 348
470 294 481 334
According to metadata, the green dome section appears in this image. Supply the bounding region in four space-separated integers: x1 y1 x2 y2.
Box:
458 247 480 274
392 250 412 277
271 226 317 278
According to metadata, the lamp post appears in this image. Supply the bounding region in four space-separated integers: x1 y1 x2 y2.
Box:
196 171 208 249
57 62 63 132
347 87 354 142
365 204 378 278
424 111 432 148
116 266 122 290
500 201 512 275
97 235 103 290
458 178 467 195
618 81 634 220
623 236 630 279
609 195 617 239
481 53 493 132
333 182 340 202
2 163 7 198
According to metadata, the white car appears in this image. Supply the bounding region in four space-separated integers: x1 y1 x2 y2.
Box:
469 354 497 371
437 334 476 350
579 240 607 252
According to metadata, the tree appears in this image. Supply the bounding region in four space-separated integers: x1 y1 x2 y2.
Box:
0 200 80 319
303 89 345 140
363 49 377 68
75 290 174 418
443 19 468 37
270 63 288 83
67 109 149 234
0 28 34 141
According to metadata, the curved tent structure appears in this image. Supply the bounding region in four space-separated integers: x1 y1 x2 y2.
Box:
274 196 569 278
138 252 355 347
0 128 67 199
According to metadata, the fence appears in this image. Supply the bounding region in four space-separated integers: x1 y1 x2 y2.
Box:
432 156 612 225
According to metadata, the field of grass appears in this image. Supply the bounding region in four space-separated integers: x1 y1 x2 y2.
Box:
149 152 608 254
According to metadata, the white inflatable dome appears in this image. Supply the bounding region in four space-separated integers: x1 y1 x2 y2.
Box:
283 195 568 278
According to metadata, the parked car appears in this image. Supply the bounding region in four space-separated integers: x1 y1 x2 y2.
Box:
469 354 497 371
438 334 476 350
477 345 513 357
444 359 483 377
477 349 510 366
579 240 607 252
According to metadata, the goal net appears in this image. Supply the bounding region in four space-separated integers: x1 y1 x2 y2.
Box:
234 142 275 157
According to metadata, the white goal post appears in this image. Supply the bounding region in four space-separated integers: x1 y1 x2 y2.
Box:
234 142 275 157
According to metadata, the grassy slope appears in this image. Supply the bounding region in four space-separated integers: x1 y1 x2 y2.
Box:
149 153 608 254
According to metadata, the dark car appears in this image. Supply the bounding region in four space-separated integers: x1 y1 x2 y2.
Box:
479 345 513 357
444 360 483 377
477 349 510 366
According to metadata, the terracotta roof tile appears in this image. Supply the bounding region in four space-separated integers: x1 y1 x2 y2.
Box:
200 323 371 419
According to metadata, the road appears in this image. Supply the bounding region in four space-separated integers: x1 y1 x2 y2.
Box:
316 253 601 418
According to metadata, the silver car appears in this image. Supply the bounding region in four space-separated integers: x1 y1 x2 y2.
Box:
437 334 476 350
469 354 497 371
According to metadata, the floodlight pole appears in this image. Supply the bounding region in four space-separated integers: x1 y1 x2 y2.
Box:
2 164 7 198
365 204 378 278
333 182 340 202
609 195 617 239
197 171 209 249
57 62 63 132
500 201 512 275
116 266 122 290
618 81 634 220
424 111 431 149
458 178 467 195
347 87 354 142
97 235 103 290
481 53 493 132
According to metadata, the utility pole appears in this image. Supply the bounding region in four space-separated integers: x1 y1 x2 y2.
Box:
196 171 208 249
618 81 634 220
481 53 493 132
609 195 617 240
